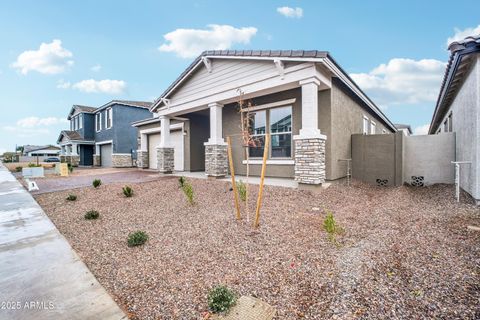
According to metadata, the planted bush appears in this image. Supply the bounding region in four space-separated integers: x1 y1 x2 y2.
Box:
84 210 99 220
66 194 77 201
127 231 148 247
178 176 186 188
67 163 73 173
323 210 343 242
92 179 102 188
122 185 133 197
15 166 23 172
182 181 194 205
236 181 246 202
27 163 41 167
207 285 237 314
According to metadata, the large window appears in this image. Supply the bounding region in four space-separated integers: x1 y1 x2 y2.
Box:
247 105 292 159
96 113 101 131
106 108 112 129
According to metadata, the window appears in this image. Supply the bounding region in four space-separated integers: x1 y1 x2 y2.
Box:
448 112 453 132
96 113 101 131
443 119 448 132
370 121 376 134
106 108 112 129
70 119 73 130
76 116 80 130
247 106 292 159
79 114 83 129
363 116 369 134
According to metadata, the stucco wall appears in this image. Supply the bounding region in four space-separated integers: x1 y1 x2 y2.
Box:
329 78 392 180
436 56 480 200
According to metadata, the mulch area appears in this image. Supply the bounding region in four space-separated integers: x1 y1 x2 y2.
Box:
34 178 480 319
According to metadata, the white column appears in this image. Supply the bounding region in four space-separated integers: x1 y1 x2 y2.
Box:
140 133 148 151
95 144 100 155
159 116 171 147
71 143 78 156
60 146 65 155
298 77 322 138
206 102 225 145
66 145 71 155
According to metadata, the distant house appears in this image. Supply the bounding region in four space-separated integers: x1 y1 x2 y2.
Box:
57 101 153 167
135 50 397 189
22 145 61 157
394 124 412 136
429 35 480 203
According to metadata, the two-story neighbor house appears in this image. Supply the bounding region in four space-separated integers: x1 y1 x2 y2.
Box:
58 100 152 167
429 35 480 204
136 50 396 189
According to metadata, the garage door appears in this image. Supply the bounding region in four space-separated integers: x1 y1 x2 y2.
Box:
147 130 184 171
100 144 112 167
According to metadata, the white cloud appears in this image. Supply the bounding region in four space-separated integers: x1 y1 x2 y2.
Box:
350 58 446 108
2 116 67 138
16 116 67 128
446 25 480 46
158 24 258 58
11 39 74 75
413 124 430 135
56 79 71 89
3 126 50 137
91 64 102 72
72 79 126 94
277 6 303 18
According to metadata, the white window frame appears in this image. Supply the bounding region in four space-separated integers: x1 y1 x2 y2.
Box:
370 120 376 134
96 113 102 132
105 108 113 129
363 116 369 134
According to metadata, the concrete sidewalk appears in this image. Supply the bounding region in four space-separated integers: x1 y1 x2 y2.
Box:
0 163 127 320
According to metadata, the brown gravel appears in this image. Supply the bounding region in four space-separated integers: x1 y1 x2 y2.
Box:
35 178 480 319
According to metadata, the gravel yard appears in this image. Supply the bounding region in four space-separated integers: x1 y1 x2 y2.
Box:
35 178 480 319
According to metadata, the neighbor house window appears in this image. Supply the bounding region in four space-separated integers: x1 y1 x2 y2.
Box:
106 108 112 129
370 120 376 134
363 116 369 134
247 105 292 159
96 113 101 131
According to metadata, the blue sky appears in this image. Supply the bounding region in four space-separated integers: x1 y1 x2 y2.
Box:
0 0 479 153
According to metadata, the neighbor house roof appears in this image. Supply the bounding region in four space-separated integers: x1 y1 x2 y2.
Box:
149 50 396 132
23 145 60 154
67 105 97 120
394 124 412 134
429 35 480 134
95 100 152 112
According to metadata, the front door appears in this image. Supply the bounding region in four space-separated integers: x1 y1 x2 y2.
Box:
80 145 94 166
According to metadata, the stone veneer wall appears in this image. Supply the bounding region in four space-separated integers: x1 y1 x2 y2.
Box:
157 147 174 173
137 151 148 168
112 154 133 168
60 155 80 167
294 137 326 184
205 144 228 177
93 155 101 166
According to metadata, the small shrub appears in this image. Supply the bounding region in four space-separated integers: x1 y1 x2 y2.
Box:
66 194 77 201
236 181 246 202
323 210 343 242
127 231 148 247
122 185 133 197
207 285 237 314
92 179 102 188
178 176 186 188
15 166 23 172
84 210 99 220
67 163 73 173
182 181 194 205
27 163 41 167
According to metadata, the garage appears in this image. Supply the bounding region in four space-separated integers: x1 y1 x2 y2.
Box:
100 144 112 167
147 130 183 171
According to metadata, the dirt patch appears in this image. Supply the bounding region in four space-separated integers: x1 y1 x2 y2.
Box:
35 179 480 319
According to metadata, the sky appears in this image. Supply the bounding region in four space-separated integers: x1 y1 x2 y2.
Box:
0 0 479 154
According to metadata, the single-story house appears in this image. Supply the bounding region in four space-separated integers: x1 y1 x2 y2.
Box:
22 145 61 157
429 35 480 203
395 124 412 136
136 50 397 189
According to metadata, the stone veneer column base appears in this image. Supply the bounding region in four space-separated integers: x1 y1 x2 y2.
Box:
294 136 326 185
61 155 80 167
137 151 149 168
93 155 101 166
157 147 174 173
112 154 133 168
205 144 228 177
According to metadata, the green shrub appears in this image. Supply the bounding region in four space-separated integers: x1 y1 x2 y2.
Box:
84 210 99 220
236 181 246 202
15 166 23 172
323 210 343 242
67 163 73 173
127 231 148 247
27 163 41 167
178 176 186 188
66 194 77 201
207 285 237 314
122 185 133 197
182 181 194 205
92 179 102 188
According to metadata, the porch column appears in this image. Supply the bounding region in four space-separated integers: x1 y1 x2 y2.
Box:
294 77 327 188
137 133 148 168
93 144 101 166
156 115 174 173
71 143 78 156
204 102 228 178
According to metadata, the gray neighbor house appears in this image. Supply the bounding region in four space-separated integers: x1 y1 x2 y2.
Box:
429 35 480 204
57 100 152 167
133 50 397 190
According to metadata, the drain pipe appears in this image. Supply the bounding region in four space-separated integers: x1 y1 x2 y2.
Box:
451 161 471 202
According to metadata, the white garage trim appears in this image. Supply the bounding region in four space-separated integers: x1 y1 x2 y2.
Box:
139 123 183 135
95 140 113 145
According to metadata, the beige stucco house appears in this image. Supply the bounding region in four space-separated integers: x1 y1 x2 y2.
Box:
134 50 396 189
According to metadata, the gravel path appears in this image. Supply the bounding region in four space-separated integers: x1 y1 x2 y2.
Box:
35 178 480 319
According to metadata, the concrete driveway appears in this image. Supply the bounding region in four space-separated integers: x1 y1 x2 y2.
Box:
0 163 127 319
26 167 164 194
